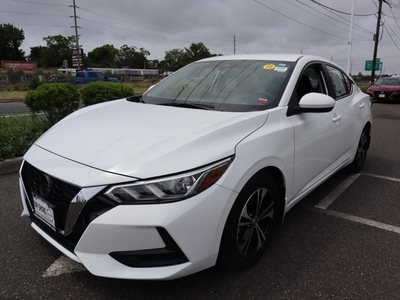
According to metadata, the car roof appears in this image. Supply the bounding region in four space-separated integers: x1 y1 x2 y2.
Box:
198 53 331 64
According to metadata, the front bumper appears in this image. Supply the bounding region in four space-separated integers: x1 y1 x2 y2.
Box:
19 149 237 280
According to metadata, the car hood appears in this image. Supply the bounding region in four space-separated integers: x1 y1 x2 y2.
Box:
370 85 400 92
35 99 268 179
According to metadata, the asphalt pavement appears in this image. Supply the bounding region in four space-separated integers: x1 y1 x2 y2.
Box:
1 101 400 299
0 101 30 116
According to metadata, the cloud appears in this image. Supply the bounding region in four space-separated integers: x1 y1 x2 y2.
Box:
1 0 398 74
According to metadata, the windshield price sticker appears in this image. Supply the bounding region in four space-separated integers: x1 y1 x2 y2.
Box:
32 193 56 231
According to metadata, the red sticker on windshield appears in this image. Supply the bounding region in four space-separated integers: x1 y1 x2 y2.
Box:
257 98 268 105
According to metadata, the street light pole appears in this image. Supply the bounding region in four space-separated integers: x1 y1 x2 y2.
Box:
347 0 355 75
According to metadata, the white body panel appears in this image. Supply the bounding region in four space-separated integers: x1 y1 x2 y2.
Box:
19 54 372 280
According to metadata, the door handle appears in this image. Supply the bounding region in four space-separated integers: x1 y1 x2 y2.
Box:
332 115 342 122
359 103 365 109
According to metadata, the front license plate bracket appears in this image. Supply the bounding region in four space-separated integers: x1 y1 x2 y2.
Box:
32 193 56 231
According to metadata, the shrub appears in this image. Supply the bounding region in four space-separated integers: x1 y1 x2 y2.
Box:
0 114 50 161
28 70 45 90
28 76 41 90
24 83 80 125
80 82 134 106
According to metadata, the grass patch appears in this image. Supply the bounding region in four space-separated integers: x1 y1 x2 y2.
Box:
0 91 27 102
0 114 50 161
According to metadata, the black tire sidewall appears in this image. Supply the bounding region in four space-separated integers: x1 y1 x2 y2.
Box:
218 172 279 270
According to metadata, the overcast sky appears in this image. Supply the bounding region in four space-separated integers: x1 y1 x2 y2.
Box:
1 0 399 74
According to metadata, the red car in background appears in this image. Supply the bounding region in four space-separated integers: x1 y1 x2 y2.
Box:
367 76 400 102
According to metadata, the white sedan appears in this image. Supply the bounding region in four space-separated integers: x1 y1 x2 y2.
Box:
19 54 372 280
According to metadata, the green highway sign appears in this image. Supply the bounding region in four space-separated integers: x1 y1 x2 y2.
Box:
365 58 381 71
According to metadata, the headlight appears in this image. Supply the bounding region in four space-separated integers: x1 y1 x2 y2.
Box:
104 157 233 204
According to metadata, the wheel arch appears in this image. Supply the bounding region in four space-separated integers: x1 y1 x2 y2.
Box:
255 166 286 225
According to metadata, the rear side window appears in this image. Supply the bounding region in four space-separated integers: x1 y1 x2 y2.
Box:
76 72 84 77
326 65 352 99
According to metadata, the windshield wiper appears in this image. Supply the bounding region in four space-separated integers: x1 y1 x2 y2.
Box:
159 102 215 110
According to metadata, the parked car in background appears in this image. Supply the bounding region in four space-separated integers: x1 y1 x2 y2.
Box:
367 76 400 102
19 54 372 280
71 70 118 84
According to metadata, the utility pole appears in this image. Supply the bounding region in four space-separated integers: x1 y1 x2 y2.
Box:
70 0 81 69
371 0 386 83
233 35 236 55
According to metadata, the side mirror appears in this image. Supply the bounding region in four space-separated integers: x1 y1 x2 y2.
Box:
298 93 335 113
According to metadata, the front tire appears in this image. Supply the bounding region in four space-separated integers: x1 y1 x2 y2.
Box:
348 127 370 173
218 172 279 270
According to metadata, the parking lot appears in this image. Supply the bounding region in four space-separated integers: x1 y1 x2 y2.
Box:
1 101 399 300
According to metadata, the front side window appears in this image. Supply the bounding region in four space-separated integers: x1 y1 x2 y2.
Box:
326 65 352 99
296 65 327 100
143 60 295 112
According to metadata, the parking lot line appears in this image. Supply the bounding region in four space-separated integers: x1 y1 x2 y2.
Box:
362 172 400 183
42 255 86 277
315 208 400 235
315 174 360 210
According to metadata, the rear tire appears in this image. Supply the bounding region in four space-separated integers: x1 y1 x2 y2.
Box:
217 172 279 270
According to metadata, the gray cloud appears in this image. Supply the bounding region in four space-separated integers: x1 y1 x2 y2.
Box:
1 0 399 74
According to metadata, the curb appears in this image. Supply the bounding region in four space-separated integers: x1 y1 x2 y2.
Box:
0 157 23 175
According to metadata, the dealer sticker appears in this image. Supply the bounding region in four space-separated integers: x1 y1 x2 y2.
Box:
263 64 276 70
32 193 56 231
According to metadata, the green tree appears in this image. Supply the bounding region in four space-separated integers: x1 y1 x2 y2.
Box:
116 45 150 69
0 23 25 60
27 46 46 67
87 44 119 68
184 42 213 63
162 48 187 71
39 35 76 67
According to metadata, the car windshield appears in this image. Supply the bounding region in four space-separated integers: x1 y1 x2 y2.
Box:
376 78 400 86
143 60 295 112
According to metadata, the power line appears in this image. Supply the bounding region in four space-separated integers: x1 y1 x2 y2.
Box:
11 0 68 6
252 0 348 39
286 0 370 39
78 6 232 43
10 22 70 28
304 0 375 35
388 5 400 29
382 15 400 41
309 0 376 16
0 9 69 18
383 24 400 51
78 16 227 46
79 0 233 38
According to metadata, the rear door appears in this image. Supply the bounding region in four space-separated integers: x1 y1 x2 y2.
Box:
324 64 367 167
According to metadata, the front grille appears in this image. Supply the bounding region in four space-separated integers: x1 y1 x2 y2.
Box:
373 91 391 100
21 161 81 230
21 161 116 252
